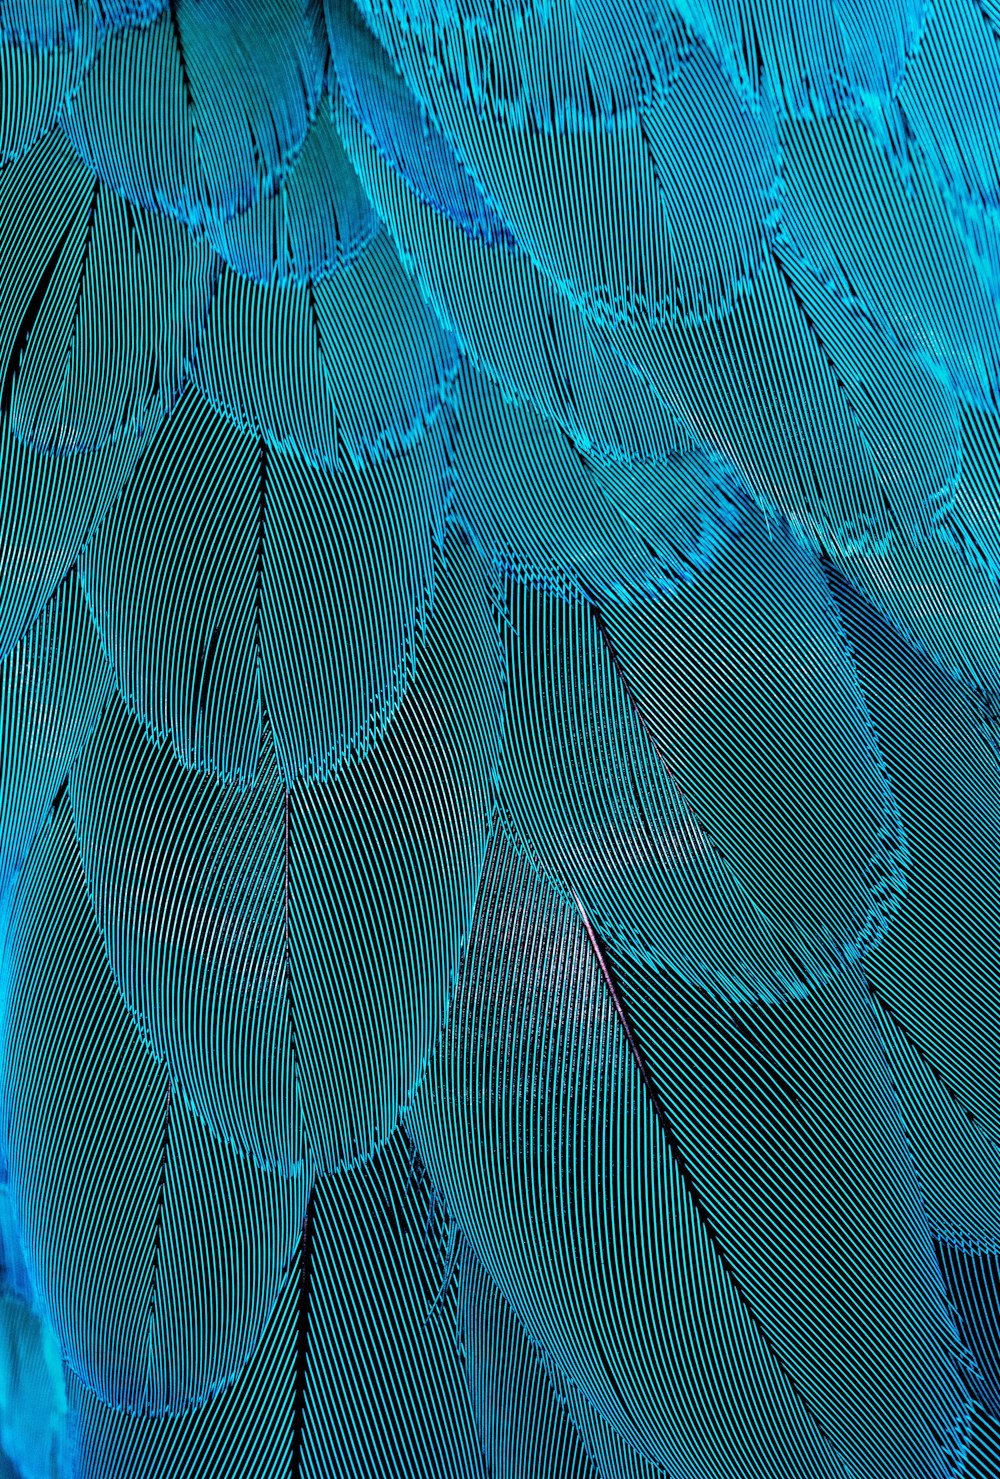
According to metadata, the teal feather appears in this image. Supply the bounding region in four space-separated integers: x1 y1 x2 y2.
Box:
1 0 1000 1471
0 571 110 909
597 493 907 965
69 527 499 1175
61 0 327 229
69 1131 485 1476
0 5 94 164
189 227 457 471
1 128 214 455
81 383 453 784
407 833 852 1479
2 799 308 1414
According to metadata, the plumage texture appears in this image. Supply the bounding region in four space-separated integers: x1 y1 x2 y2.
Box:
4 0 1000 1473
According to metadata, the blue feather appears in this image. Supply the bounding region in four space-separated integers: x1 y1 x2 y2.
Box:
333 86 696 462
4 0 1000 1470
0 413 146 666
327 0 514 245
407 833 851 1478
778 114 1000 415
0 0 78 48
69 527 499 1176
935 1237 1000 1418
352 0 685 128
0 1288 69 1479
597 493 908 966
69 1131 485 1476
829 567 1000 1151
544 1362 670 1479
80 389 266 787
1 128 215 455
61 0 327 230
449 361 736 601
496 571 823 996
81 383 454 785
899 0 1000 302
0 5 94 164
826 517 1000 719
202 104 380 284
2 799 308 1414
0 571 110 911
410 829 976 1479
361 1 779 328
281 527 500 1170
68 698 299 1174
190 227 457 471
458 1250 599 1479
665 0 923 121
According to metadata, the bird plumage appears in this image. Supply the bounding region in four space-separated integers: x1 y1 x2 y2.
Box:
2 0 1000 1473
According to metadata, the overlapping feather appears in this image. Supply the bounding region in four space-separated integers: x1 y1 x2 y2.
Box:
3 0 1000 1472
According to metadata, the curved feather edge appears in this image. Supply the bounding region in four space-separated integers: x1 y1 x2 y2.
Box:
190 226 458 473
449 360 739 602
609 250 957 561
935 1238 1000 1421
828 564 1000 1148
81 383 452 788
0 569 111 912
327 0 514 247
896 1047 1000 1260
359 1 779 328
90 0 166 26
352 0 685 127
0 5 95 165
823 515 1000 732
69 525 500 1175
462 1250 688 1479
284 525 501 1170
458 1249 599 1479
664 0 924 122
60 0 327 230
773 246 961 539
68 697 299 1174
603 933 973 1479
1 799 308 1414
542 1362 673 1479
899 0 1000 305
68 1130 484 1477
201 103 380 285
496 571 831 995
411 827 979 1476
952 402 1000 583
260 394 450 785
596 492 908 965
777 114 1000 415
332 87 697 464
0 413 146 667
336 85 949 549
0 0 77 48
406 831 867 1477
1 128 216 455
79 388 263 787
